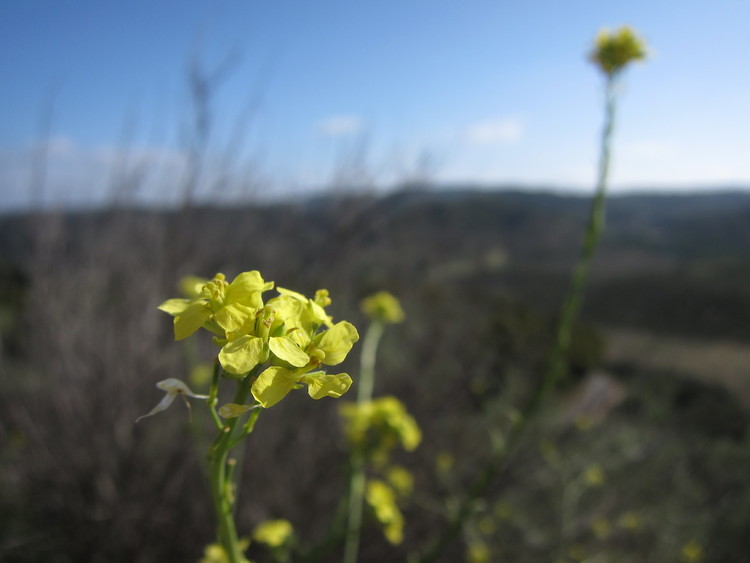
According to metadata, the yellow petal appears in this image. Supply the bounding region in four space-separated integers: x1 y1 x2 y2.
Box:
214 303 256 333
304 372 352 400
158 298 192 316
219 336 266 375
276 287 307 301
269 336 309 367
316 321 359 365
251 366 298 408
226 271 271 305
174 301 213 340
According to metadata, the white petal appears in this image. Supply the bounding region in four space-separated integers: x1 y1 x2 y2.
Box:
136 392 177 422
155 378 209 399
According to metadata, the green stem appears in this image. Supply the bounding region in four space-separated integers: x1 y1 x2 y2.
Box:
414 76 619 563
357 321 384 404
342 453 367 563
342 320 385 563
207 366 263 563
208 359 224 431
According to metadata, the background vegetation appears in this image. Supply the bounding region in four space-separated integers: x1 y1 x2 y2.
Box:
1 187 749 561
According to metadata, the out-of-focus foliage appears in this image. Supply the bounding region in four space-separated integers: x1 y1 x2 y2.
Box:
1 190 749 561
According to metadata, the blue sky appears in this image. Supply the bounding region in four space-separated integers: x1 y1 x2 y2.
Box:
1 0 749 208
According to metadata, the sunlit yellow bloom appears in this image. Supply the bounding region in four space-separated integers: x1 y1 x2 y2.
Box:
251 366 353 408
361 291 405 324
590 26 647 76
159 271 359 408
159 271 272 341
252 519 294 548
365 480 404 545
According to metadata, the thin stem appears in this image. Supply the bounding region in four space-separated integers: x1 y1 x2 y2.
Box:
357 321 384 403
414 76 619 563
208 359 225 431
207 366 262 563
228 407 262 449
342 320 385 563
342 453 367 563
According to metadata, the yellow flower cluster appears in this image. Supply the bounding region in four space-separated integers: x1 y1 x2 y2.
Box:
159 271 359 408
365 479 405 545
339 396 421 462
590 26 647 76
360 291 405 324
252 519 294 548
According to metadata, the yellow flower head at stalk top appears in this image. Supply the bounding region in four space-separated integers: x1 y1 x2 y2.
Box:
589 26 647 77
361 291 405 324
158 271 359 408
339 396 421 463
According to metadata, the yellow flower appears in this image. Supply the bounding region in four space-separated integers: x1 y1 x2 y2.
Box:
339 396 421 459
386 465 414 497
198 541 252 563
590 26 647 76
361 291 405 324
159 271 360 408
251 367 353 408
366 480 404 545
159 271 272 341
252 519 294 548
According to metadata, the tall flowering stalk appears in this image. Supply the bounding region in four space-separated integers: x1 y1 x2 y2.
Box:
341 291 419 563
415 26 647 562
140 271 359 563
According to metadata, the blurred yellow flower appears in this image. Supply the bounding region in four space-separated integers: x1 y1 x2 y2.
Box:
386 465 414 498
252 519 293 548
618 511 641 530
466 541 490 563
584 464 605 487
682 540 703 561
436 450 455 474
590 26 647 76
361 291 405 324
339 396 421 460
592 517 611 538
199 541 251 563
366 480 405 544
478 515 495 536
